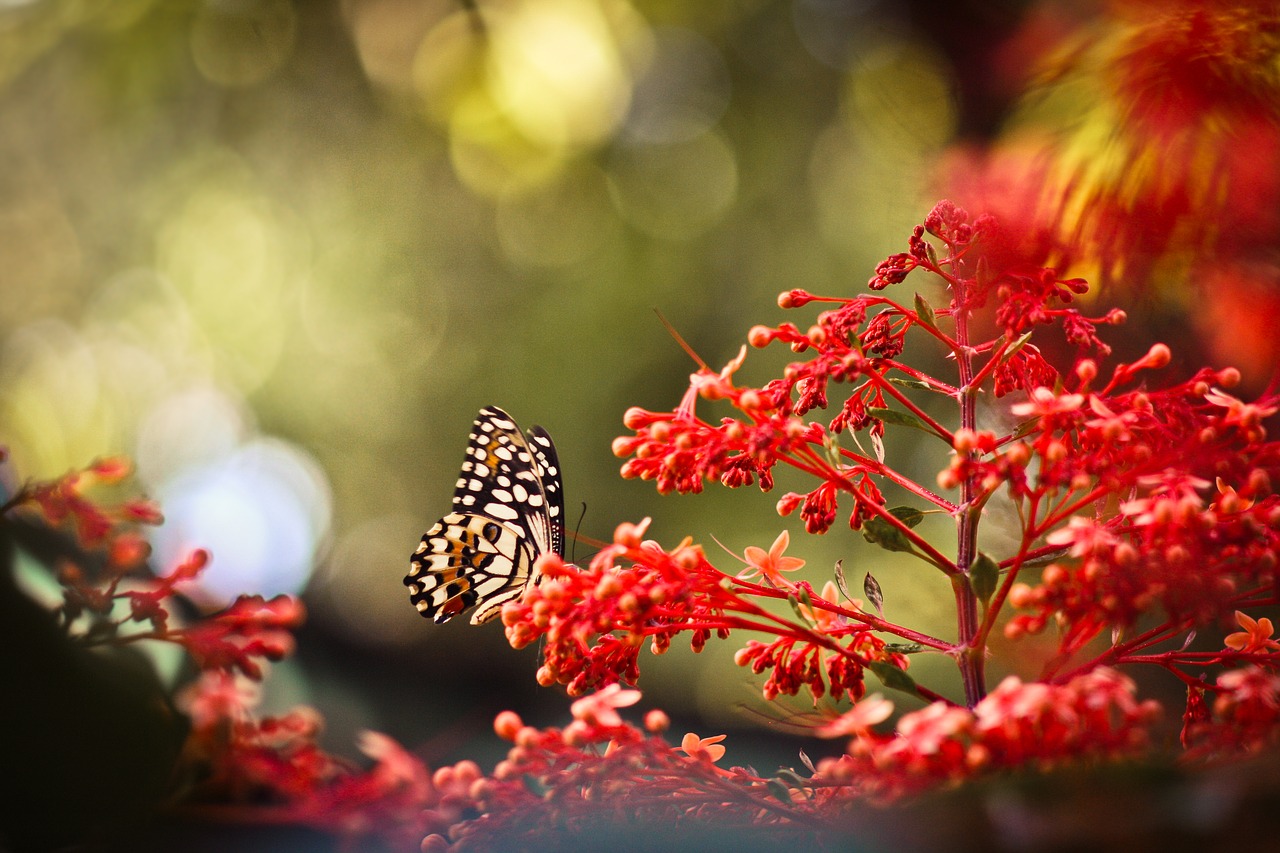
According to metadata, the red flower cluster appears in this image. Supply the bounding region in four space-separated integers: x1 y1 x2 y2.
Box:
613 370 822 496
615 202 1130 552
179 671 449 850
3 457 307 680
426 686 829 851
5 455 162 546
734 629 905 704
54 538 303 680
609 198 1280 719
1182 666 1280 758
815 669 1160 802
175 593 303 679
455 193 1280 843
986 374 1280 656
501 520 915 704
942 2 1280 377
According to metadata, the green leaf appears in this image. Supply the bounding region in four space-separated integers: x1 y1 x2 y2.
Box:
887 506 925 528
766 779 794 803
913 292 938 332
888 376 932 391
861 517 913 553
866 406 933 434
861 506 924 554
775 768 810 790
969 552 999 604
867 660 918 696
1000 331 1035 363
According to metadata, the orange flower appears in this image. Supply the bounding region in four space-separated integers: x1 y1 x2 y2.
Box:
815 694 894 738
1224 611 1280 654
679 732 727 763
740 530 805 586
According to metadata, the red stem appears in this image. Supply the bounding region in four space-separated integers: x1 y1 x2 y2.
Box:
951 270 986 708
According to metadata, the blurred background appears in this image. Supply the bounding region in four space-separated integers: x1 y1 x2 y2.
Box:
2 0 1277 784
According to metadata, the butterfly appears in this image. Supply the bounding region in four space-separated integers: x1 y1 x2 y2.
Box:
406 406 564 624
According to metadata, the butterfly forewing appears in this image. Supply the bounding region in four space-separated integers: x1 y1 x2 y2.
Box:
406 406 564 625
524 424 564 558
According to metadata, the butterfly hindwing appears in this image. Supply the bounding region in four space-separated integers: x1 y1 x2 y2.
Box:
407 512 539 624
406 406 564 625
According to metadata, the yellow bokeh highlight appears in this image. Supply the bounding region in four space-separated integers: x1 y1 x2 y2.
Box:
411 8 489 125
155 152 307 391
343 0 452 92
485 0 638 149
842 40 957 153
412 0 649 194
0 320 110 478
447 93 570 197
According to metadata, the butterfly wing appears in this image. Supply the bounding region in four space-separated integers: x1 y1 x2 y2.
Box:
406 406 564 625
407 512 540 624
523 423 565 559
452 407 564 557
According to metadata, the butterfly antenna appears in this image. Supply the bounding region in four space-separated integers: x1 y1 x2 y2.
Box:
571 502 587 563
655 308 711 372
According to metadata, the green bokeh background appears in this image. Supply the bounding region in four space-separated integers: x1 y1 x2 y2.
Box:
0 0 1028 773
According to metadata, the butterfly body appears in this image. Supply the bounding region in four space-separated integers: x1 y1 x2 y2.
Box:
407 407 564 624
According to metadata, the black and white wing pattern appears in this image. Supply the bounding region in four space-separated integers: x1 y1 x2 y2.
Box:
406 406 564 625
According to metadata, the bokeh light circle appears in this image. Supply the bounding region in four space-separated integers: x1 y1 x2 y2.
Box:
147 436 332 606
606 130 738 240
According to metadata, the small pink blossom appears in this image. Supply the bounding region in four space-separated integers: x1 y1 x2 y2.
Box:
570 684 642 728
1010 386 1084 417
816 694 895 738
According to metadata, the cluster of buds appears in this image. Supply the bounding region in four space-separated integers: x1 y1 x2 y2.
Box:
815 668 1160 801
179 671 451 850
4 455 163 547
428 685 833 851
602 199 1280 773
1182 665 1280 758
3 457 305 679
502 520 924 705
